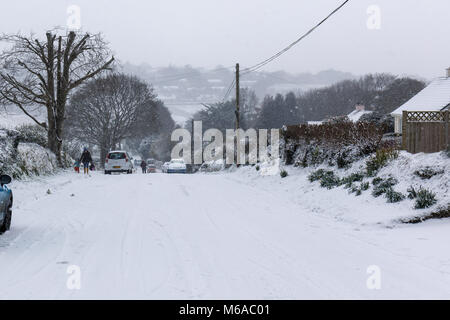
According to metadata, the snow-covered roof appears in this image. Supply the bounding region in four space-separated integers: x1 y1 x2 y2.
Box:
347 109 372 122
307 121 323 125
391 77 450 116
109 150 128 153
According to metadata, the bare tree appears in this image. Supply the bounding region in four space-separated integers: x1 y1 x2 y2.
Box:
0 29 114 165
66 73 156 165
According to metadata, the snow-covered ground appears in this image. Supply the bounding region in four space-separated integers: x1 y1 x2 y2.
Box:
0 169 449 299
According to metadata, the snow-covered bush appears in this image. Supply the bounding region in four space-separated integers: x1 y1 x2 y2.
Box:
407 185 438 209
372 177 383 185
361 181 370 191
319 171 341 189
0 129 21 176
414 167 444 180
407 185 418 199
348 181 370 196
308 169 329 182
372 177 398 197
15 143 59 177
404 205 450 224
0 128 62 178
385 189 405 203
280 169 288 178
336 150 352 168
349 184 359 195
366 147 398 176
15 124 47 147
413 188 437 209
341 172 364 188
307 169 340 189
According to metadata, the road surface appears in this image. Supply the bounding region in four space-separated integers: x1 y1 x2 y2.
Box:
0 171 449 299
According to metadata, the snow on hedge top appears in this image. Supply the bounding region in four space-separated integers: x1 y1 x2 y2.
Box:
391 77 450 115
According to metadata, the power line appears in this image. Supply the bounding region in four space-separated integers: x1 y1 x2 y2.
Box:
222 79 235 102
241 0 350 75
166 0 349 110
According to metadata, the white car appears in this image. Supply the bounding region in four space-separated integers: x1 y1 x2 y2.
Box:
167 159 187 174
104 150 133 174
161 162 170 173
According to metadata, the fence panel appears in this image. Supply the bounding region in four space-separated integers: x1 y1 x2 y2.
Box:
402 110 449 153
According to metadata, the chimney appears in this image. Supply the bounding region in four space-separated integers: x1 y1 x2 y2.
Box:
355 104 365 112
447 67 450 78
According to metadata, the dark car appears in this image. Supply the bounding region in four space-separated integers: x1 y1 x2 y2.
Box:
147 164 156 173
0 174 13 234
146 159 156 173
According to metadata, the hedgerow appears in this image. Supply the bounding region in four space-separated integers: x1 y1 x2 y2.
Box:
283 121 384 168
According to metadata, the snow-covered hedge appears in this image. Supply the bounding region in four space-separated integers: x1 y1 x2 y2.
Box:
0 127 70 179
15 142 59 177
0 129 20 176
15 123 47 148
282 121 385 168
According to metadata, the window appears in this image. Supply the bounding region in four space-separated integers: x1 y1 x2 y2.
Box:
108 152 126 160
395 116 402 134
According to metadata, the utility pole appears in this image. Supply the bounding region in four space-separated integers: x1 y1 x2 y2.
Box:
191 118 194 172
235 63 240 130
235 63 240 165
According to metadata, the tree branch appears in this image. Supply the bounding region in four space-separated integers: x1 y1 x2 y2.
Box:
69 56 114 90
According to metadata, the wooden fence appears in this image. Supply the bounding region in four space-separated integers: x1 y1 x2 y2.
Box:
402 110 449 153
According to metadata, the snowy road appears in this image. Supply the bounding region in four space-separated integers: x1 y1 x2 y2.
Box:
0 171 449 299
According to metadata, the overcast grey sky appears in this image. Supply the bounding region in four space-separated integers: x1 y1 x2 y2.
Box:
1 0 449 79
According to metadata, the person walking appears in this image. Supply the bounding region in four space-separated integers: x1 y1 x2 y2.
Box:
74 160 80 173
79 147 93 174
140 159 147 174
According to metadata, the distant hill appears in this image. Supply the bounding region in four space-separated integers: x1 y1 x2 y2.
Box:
121 63 356 124
0 65 357 127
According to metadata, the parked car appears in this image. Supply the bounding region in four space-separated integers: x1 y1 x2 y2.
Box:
0 174 13 234
104 150 134 174
167 158 187 174
161 162 170 173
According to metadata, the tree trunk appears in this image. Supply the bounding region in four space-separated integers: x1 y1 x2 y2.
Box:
47 126 62 166
46 100 65 167
100 146 109 169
